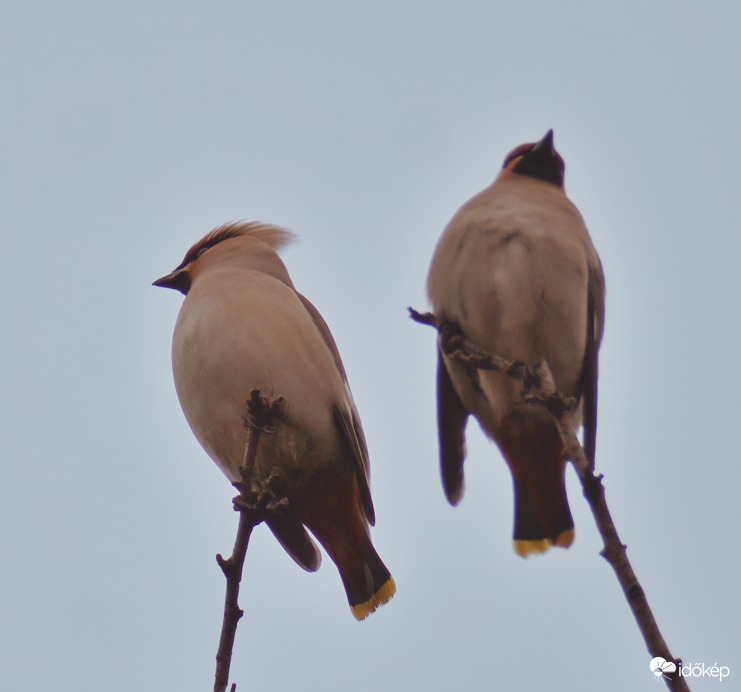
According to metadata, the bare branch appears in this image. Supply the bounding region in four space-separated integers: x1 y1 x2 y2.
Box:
409 307 690 692
213 390 286 692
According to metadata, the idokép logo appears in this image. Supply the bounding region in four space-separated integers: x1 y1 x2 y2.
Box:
650 657 731 682
650 657 676 680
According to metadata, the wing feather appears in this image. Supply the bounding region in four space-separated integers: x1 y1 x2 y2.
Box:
581 264 606 466
296 292 374 524
437 348 469 505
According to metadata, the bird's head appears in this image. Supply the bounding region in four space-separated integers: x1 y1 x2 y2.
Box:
500 129 565 188
153 221 295 295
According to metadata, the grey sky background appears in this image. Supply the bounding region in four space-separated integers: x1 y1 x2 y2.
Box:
2 2 739 690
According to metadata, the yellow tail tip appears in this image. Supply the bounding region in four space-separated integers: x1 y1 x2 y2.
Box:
350 576 396 621
514 528 575 557
514 538 551 557
553 527 575 548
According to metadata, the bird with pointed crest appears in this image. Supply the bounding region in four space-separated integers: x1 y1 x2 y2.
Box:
155 222 395 619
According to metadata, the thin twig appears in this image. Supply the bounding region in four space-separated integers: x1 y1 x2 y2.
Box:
213 390 286 692
409 307 690 691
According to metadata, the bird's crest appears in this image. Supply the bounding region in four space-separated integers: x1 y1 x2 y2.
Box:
176 221 296 270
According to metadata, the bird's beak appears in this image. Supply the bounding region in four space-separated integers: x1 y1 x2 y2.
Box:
153 268 191 295
532 129 555 154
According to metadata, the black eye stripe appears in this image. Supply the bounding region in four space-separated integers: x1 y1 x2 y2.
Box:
511 148 564 187
175 227 243 270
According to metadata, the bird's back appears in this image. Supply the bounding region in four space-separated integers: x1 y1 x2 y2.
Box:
428 175 596 404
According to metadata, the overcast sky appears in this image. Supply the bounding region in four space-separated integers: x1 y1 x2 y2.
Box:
1 2 739 690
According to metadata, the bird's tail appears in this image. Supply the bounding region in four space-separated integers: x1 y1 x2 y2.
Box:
298 473 395 620
512 477 574 557
498 413 574 556
344 539 396 621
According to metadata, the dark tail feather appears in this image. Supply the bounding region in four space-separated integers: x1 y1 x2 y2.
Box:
343 537 396 621
296 471 395 620
513 479 546 541
512 478 574 557
499 417 574 557
307 519 395 620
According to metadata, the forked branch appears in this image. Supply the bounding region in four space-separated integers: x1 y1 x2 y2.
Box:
409 307 690 692
213 390 287 692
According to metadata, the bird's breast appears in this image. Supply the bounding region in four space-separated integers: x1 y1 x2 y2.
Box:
171 270 346 483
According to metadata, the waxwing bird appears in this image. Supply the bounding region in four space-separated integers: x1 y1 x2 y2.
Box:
426 130 605 556
154 222 395 619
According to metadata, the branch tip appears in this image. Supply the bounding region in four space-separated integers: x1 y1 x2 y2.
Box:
413 309 690 691
213 388 290 692
408 306 438 327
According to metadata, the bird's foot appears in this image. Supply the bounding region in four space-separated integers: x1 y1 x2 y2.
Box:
232 468 290 517
242 389 284 434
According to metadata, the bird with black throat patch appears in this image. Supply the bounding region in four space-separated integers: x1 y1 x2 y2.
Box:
154 222 395 619
426 130 606 557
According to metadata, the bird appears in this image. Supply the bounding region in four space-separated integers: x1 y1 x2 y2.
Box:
154 221 395 619
426 130 605 557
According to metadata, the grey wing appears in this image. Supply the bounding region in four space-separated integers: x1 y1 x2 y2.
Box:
334 404 375 524
437 348 469 505
297 292 374 524
297 292 348 380
581 263 606 466
265 514 322 572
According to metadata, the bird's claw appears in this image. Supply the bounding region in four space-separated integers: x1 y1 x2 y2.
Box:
242 390 284 434
232 468 289 517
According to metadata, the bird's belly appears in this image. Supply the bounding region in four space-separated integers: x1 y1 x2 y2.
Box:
170 292 343 488
172 322 303 484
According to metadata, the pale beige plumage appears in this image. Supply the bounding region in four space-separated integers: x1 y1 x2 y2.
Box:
155 222 394 619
